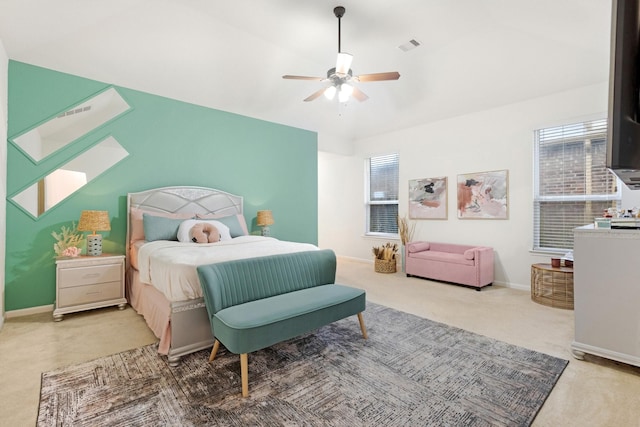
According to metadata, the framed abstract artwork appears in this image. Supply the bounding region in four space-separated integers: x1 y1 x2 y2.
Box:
457 170 508 219
409 177 448 219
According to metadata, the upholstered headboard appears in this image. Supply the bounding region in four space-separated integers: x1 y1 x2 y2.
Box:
126 186 243 267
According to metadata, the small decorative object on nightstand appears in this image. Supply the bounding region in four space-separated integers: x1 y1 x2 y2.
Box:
77 210 111 256
53 254 126 321
257 210 274 236
51 222 83 257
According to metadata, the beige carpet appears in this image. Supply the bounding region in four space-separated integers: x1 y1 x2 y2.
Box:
38 303 567 426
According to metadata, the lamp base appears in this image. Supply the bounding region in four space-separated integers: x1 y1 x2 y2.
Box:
86 234 103 256
261 226 271 237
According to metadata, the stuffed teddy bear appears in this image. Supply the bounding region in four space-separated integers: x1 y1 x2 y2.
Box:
189 222 220 243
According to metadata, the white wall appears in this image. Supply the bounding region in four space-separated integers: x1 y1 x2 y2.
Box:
319 81 626 290
0 39 8 328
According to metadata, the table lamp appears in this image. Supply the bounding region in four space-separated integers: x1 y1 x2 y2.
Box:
256 210 274 236
77 210 111 256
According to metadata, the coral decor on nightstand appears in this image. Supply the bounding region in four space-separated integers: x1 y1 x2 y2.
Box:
52 222 83 257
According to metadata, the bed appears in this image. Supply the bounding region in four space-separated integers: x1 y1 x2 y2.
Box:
126 186 318 365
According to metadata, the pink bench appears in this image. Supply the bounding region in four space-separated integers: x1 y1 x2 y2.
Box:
405 241 494 290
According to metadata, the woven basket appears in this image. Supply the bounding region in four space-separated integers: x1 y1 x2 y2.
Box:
374 258 397 274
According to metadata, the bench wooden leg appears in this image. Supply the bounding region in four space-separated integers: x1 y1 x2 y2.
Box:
357 312 368 339
240 353 249 397
208 340 220 363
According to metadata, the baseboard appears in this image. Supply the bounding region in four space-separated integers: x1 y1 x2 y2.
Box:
499 282 529 291
5 304 54 318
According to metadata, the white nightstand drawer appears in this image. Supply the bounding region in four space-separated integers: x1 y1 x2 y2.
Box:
58 263 122 288
58 280 122 307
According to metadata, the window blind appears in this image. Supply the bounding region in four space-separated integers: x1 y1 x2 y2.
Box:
367 153 399 235
533 118 620 251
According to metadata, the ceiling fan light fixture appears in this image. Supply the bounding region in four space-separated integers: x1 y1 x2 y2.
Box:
324 85 337 100
282 5 399 104
335 52 353 76
338 83 353 102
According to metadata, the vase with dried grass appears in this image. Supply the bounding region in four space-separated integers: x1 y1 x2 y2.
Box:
397 215 415 273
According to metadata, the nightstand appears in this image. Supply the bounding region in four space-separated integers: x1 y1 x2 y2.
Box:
53 254 127 321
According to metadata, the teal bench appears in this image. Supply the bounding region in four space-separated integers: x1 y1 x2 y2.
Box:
197 249 367 397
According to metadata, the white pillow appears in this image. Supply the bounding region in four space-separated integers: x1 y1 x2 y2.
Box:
177 219 232 243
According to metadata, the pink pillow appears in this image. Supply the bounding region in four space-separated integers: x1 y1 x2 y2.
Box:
464 249 475 260
407 242 430 253
129 208 194 243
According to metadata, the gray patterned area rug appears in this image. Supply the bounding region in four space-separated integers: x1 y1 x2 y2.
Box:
38 303 567 426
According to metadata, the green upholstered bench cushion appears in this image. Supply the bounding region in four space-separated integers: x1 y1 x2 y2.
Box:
213 284 366 354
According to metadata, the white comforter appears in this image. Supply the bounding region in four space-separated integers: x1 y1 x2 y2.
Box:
137 235 319 302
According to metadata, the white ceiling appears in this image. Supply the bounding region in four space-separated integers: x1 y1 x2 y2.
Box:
0 0 612 142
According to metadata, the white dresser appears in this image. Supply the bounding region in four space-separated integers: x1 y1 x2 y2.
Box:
53 254 127 321
572 225 640 367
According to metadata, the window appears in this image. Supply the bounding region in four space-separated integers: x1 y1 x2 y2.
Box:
533 118 620 252
366 153 399 235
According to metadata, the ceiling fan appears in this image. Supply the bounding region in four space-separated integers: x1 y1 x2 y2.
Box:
283 6 400 103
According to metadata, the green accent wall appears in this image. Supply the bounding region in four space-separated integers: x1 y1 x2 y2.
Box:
5 61 318 311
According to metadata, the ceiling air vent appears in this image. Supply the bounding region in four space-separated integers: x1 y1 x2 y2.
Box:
57 106 92 118
398 39 421 52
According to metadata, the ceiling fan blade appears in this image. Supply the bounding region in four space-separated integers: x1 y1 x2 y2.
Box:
303 88 326 102
283 75 324 81
356 71 401 82
351 87 369 102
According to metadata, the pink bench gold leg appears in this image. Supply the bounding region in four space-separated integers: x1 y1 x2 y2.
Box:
240 353 249 397
208 340 220 363
357 312 368 339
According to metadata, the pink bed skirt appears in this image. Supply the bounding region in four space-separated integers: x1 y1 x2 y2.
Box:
127 269 172 354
